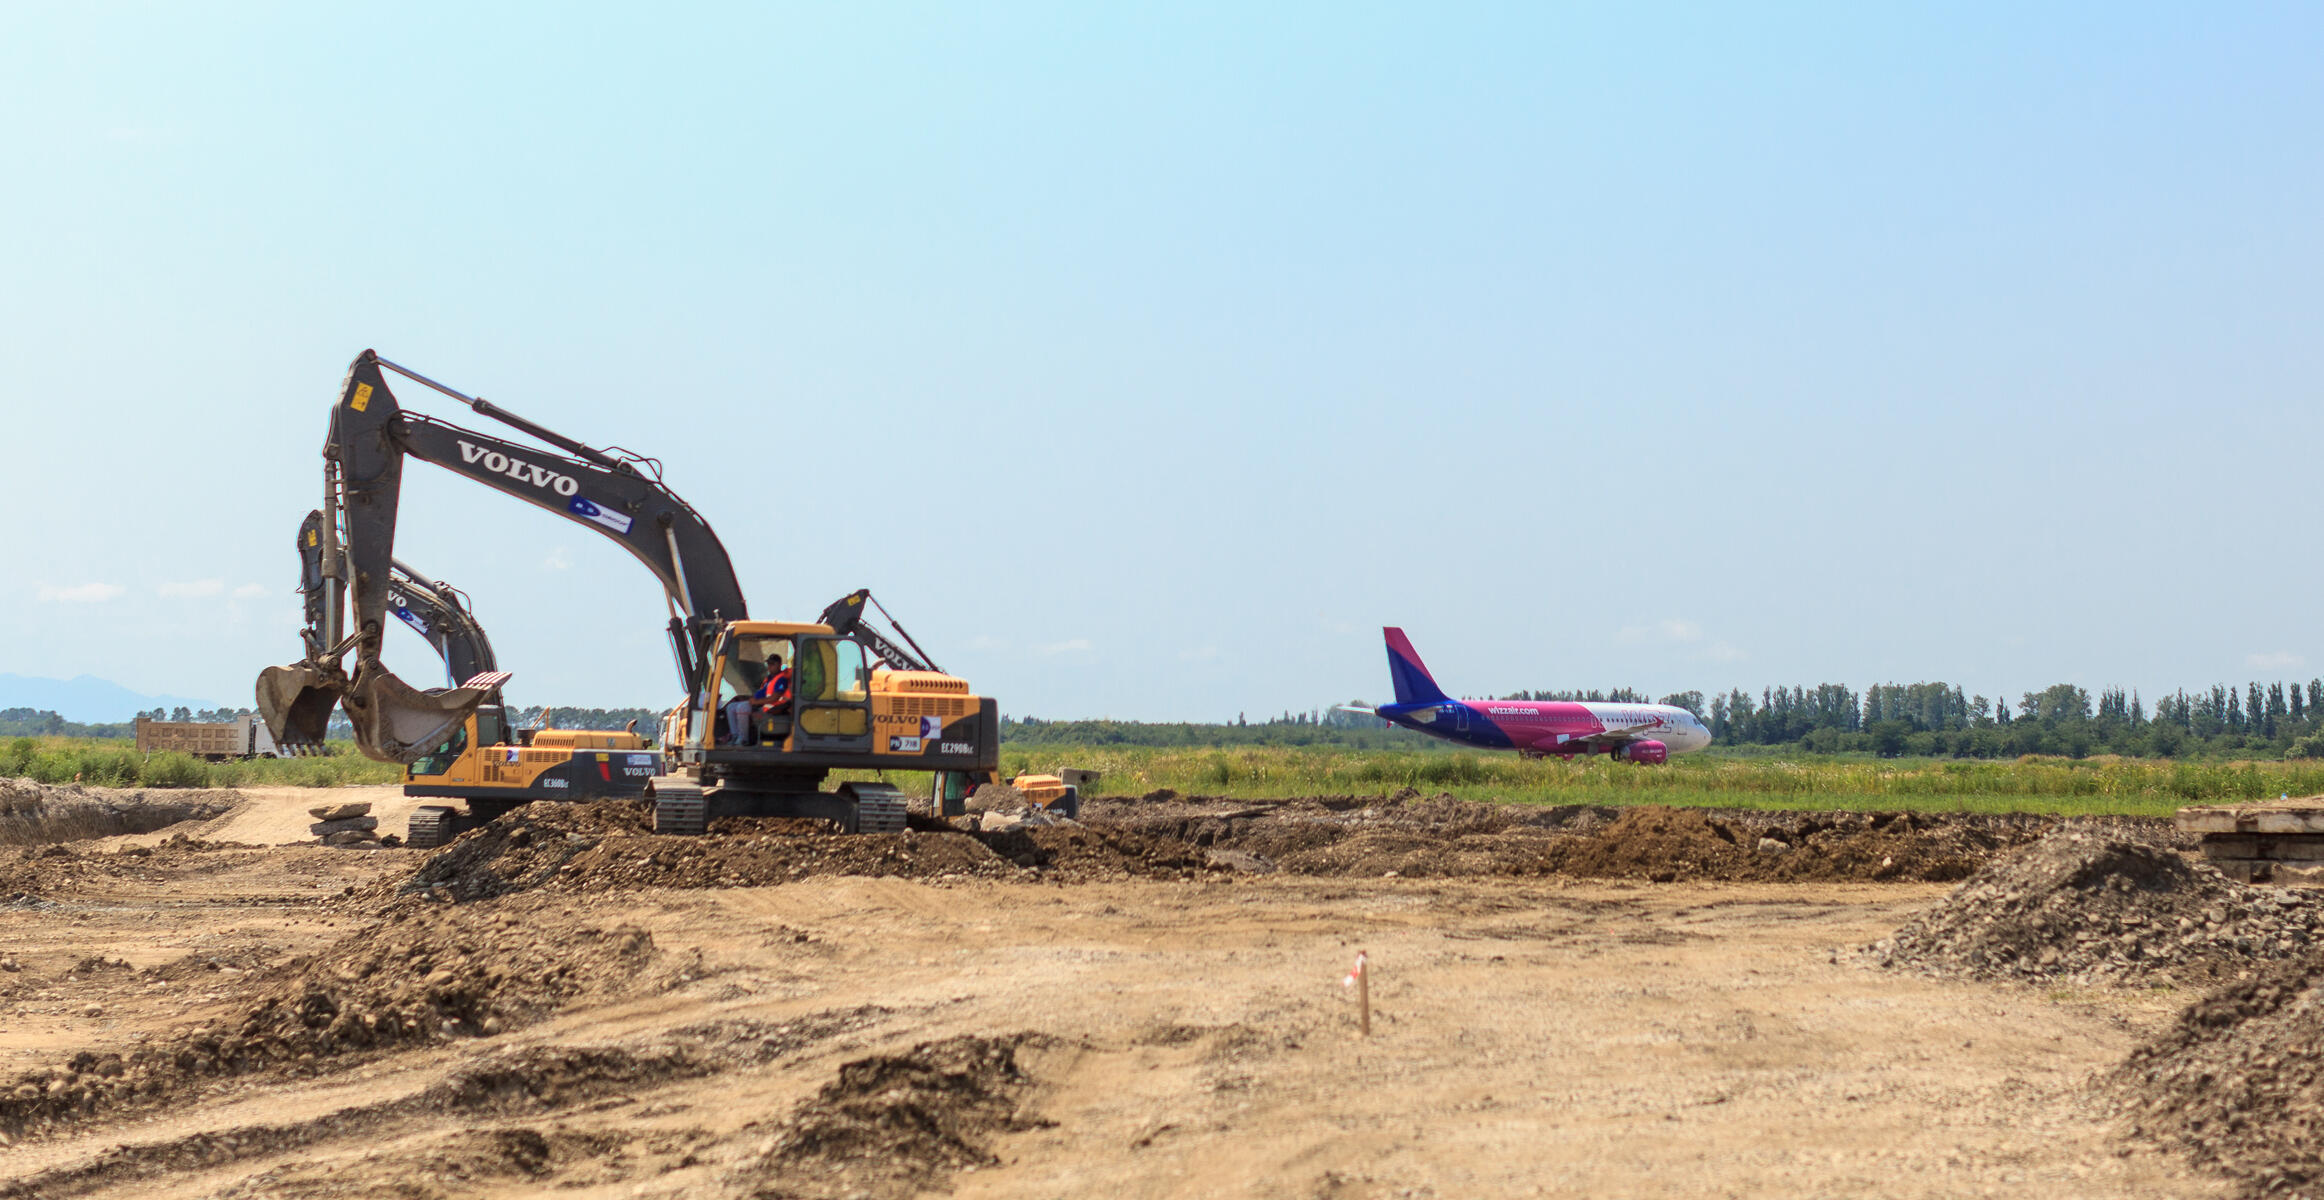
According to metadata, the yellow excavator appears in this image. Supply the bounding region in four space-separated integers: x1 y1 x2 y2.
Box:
290 515 662 847
258 350 999 837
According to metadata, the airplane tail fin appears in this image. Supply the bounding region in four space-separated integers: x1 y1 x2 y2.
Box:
1382 627 1450 706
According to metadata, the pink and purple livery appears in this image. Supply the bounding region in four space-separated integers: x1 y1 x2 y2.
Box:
1347 627 1712 763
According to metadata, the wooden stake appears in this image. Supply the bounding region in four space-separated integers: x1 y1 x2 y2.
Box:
1356 950 1371 1037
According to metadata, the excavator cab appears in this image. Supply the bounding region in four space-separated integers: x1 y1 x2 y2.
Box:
792 636 872 749
697 626 881 754
709 632 797 747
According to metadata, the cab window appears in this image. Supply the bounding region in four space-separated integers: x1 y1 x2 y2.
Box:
796 639 869 702
409 722 470 777
717 635 795 705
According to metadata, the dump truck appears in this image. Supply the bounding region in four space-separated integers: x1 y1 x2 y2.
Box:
132 714 279 760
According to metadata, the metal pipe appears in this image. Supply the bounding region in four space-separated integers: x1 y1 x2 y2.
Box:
373 355 620 469
664 524 697 617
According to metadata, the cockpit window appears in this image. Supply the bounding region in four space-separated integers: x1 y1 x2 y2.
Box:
717 635 796 705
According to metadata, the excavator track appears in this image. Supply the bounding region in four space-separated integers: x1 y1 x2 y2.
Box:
654 781 709 836
406 805 460 850
843 782 909 834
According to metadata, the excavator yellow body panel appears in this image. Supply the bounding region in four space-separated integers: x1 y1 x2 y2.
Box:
404 714 660 802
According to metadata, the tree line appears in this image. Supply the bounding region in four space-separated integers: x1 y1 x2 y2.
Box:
1698 678 2324 759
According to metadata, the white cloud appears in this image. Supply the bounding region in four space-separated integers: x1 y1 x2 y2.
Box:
2249 651 2306 671
37 582 124 604
967 634 1007 652
1612 616 1744 662
159 579 225 599
545 547 574 571
232 583 271 599
1616 617 1706 646
1036 638 1094 656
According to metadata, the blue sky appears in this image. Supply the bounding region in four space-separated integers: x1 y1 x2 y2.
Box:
3 3 2320 720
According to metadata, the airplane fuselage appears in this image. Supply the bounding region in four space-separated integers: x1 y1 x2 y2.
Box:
1377 698 1713 761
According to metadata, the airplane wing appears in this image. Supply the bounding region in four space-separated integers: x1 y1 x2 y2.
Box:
1333 704 1377 716
1534 719 1670 750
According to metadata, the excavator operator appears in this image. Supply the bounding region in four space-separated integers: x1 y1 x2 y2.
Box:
756 654 793 718
721 654 793 746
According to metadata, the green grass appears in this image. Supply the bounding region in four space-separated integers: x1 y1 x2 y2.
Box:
994 745 2324 818
0 737 403 789
10 733 2314 816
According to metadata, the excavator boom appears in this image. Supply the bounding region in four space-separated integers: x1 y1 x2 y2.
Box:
259 350 747 762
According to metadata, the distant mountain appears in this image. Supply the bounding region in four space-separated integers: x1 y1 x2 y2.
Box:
0 674 217 724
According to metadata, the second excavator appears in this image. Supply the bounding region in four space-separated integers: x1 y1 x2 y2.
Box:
298 517 663 847
258 351 1000 835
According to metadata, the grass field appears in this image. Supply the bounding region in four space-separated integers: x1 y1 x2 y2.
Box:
0 737 401 790
9 734 2320 815
998 745 2324 817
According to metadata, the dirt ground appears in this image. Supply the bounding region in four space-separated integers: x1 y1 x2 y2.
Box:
0 786 2247 1199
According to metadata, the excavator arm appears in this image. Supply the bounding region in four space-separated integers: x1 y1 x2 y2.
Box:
815 589 944 675
293 509 502 688
259 350 749 762
385 562 502 693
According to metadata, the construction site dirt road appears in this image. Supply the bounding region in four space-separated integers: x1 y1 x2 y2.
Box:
0 785 2260 1199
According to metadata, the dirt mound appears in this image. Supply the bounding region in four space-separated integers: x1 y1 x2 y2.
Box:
424 1043 711 1114
1868 829 2324 986
0 898 658 1136
550 828 1020 893
0 778 239 846
738 1033 1047 1200
0 832 257 900
2110 955 2324 1197
380 793 2118 899
1097 795 2062 882
1536 806 2045 883
391 799 1239 901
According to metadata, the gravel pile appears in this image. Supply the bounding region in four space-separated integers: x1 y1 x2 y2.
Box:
1868 829 2324 986
2111 955 2324 1198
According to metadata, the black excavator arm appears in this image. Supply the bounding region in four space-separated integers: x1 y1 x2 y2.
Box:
295 509 502 689
816 589 945 675
384 563 502 694
261 350 749 762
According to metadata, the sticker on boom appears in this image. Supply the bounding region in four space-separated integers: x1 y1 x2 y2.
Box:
349 382 373 412
569 496 634 534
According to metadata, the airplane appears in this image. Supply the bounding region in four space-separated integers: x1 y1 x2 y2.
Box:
1344 627 1713 763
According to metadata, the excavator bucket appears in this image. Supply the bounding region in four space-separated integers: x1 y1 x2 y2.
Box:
339 662 491 765
256 659 489 764
255 663 343 755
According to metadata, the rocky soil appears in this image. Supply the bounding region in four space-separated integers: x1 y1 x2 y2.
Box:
0 895 659 1137
375 791 2148 905
6 781 2314 1198
1868 829 2324 986
732 1033 1047 1200
2112 955 2324 1198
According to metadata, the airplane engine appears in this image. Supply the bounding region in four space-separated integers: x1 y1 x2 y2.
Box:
1614 740 1669 765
